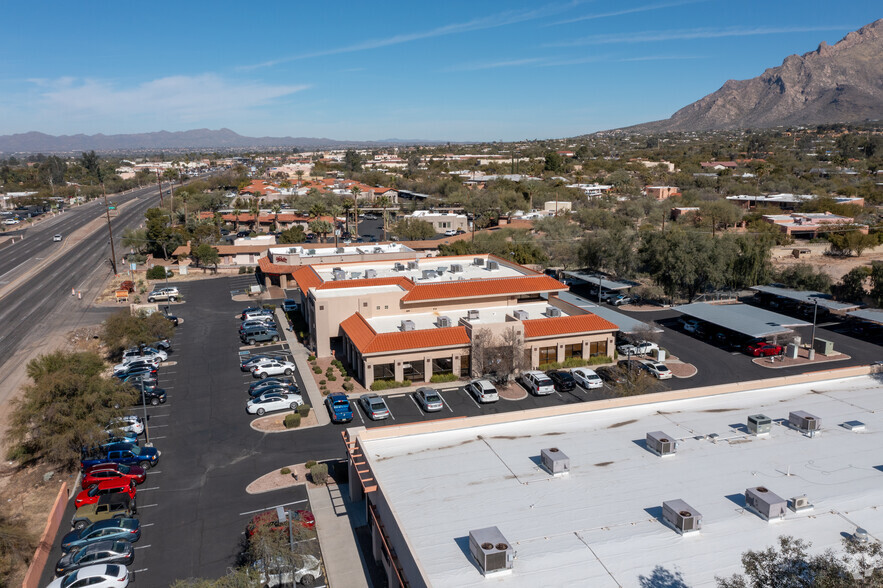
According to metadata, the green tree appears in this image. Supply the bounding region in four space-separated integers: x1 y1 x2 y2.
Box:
870 262 883 307
774 263 832 293
309 219 333 240
826 228 879 257
344 150 362 172
192 243 220 271
80 150 101 183
5 351 139 468
121 227 149 254
391 218 435 240
278 226 307 244
101 310 175 359
544 152 563 173
834 266 870 302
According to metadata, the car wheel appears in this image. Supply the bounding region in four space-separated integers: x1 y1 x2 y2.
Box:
150 397 159 406
271 335 279 342
284 368 292 375
248 339 255 345
139 460 152 470
290 402 299 410
74 520 87 530
259 372 268 379
169 296 176 301
148 297 155 302
301 574 315 587
256 408 266 416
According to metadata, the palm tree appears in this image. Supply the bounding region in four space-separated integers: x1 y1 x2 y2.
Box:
342 199 354 236
271 202 282 233
309 202 327 220
296 169 304 186
376 195 392 242
330 205 343 246
249 196 261 233
232 207 241 231
350 187 361 238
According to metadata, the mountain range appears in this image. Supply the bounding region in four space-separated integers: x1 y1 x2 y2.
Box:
619 19 883 133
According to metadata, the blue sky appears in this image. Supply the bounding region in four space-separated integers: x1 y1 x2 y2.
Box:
0 1 879 141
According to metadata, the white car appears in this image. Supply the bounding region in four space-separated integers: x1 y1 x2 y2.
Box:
2 218 20 225
571 368 604 389
47 564 129 588
466 379 499 403
617 341 659 356
252 359 296 379
643 362 673 380
251 554 321 587
444 229 457 236
122 347 168 363
520 370 555 395
112 356 162 374
107 415 145 436
246 392 303 416
147 287 179 302
53 234 63 241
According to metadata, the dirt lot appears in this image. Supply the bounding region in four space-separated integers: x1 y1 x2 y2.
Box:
771 242 883 282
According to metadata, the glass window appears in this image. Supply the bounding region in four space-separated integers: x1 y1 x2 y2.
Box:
431 357 453 375
373 363 395 380
564 343 582 359
402 360 425 381
589 340 608 357
460 354 471 377
538 346 556 365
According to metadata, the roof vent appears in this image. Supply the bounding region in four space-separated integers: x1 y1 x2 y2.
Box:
335 247 345 253
407 261 419 270
842 420 865 431
646 431 676 457
307 249 316 255
540 447 570 475
662 499 701 534
400 320 416 332
745 486 787 521
350 272 361 279
467 309 480 321
365 269 377 279
854 528 870 543
473 257 485 266
513 309 529 320
487 260 500 271
373 247 383 253
394 262 405 271
546 306 562 318
468 527 515 576
451 264 464 273
436 266 446 275
747 414 771 436
332 269 346 281
437 316 452 328
789 411 821 436
422 269 437 279
789 495 813 512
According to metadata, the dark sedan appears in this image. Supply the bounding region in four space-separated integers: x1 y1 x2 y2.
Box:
546 370 576 392
55 540 134 576
596 366 628 385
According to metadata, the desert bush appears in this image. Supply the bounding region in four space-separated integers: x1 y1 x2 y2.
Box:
370 379 411 391
430 372 457 383
310 463 329 485
305 460 317 469
297 404 310 417
280 467 291 475
283 414 301 429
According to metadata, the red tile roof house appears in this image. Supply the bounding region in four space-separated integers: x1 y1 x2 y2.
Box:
275 253 618 387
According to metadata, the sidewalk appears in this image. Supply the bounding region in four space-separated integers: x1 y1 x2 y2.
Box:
308 482 370 588
275 308 330 425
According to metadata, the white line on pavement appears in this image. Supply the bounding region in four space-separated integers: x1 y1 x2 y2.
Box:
388 393 405 398
465 389 481 409
409 394 423 414
138 487 160 491
140 523 154 527
145 471 161 475
148 424 168 428
435 390 455 413
239 499 307 517
151 436 166 440
133 546 151 551
138 503 158 509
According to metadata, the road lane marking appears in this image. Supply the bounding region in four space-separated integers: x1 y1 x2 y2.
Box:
239 499 307 517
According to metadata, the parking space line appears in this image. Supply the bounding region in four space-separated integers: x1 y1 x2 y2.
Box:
151 436 166 440
140 523 154 527
139 503 158 509
388 405 396 421
409 394 424 415
435 390 455 413
465 389 481 408
239 499 307 517
133 545 151 550
148 414 170 418
149 424 168 428
145 471 161 475
138 486 160 491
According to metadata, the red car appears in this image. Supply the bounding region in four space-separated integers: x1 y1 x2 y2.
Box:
247 509 316 537
82 463 146 489
74 479 136 508
746 341 783 357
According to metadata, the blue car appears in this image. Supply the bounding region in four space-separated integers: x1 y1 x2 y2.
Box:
80 442 159 471
60 518 141 553
326 393 353 423
282 299 299 312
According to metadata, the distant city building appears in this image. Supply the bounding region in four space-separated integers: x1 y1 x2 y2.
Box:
407 210 468 233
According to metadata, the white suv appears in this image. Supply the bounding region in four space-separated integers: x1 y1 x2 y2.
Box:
252 360 297 379
147 287 179 302
520 371 555 395
466 379 499 403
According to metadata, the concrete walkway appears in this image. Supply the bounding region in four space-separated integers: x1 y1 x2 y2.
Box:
308 482 371 588
276 308 330 426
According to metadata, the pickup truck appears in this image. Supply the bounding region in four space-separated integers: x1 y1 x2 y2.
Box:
80 442 160 471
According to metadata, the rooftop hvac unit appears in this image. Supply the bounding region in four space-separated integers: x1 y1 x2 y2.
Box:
487 260 500 271
436 266 447 275
373 247 383 253
789 495 813 512
332 269 346 281
546 306 562 318
393 262 405 271
747 414 772 436
646 431 676 456
789 411 821 434
473 257 485 266
468 527 515 575
662 500 702 534
407 261 419 270
746 486 787 520
307 249 316 255
422 269 437 279
335 247 345 253
365 269 377 279
350 272 361 279
400 320 416 332
540 447 570 475
467 309 480 321
513 309 529 320
451 264 464 273
437 316 452 328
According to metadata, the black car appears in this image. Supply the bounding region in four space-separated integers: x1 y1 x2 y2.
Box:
122 374 158 390
617 359 644 374
596 366 627 385
546 370 576 392
115 365 158 380
133 388 167 406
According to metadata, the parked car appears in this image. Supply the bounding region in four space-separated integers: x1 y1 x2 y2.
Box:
80 442 159 471
241 355 273 371
571 367 604 389
249 376 296 393
611 295 633 306
240 318 277 332
359 394 391 420
147 287 179 302
444 229 458 236
74 479 136 509
252 359 296 379
242 308 274 321
596 366 627 386
617 341 659 357
106 416 144 436
414 387 444 412
151 338 172 352
112 357 160 375
114 364 158 381
546 370 577 392
161 310 179 326
60 518 141 553
82 463 146 489
466 379 499 403
250 554 322 588
326 393 353 423
46 564 129 588
246 392 303 416
132 387 166 406
241 325 281 345
104 431 139 446
54 540 134 577
247 509 316 537
282 299 299 312
70 495 136 530
117 372 157 389
643 361 673 380
249 382 299 398
520 370 555 395
746 341 783 357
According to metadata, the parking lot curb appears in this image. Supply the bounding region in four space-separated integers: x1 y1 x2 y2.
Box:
752 353 851 369
249 412 322 434
276 308 331 426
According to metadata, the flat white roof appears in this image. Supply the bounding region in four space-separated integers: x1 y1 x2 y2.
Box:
362 375 883 587
674 302 809 338
313 256 528 283
269 243 413 257
366 301 564 333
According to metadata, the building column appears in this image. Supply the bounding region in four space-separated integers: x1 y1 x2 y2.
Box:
394 361 404 382
453 355 461 377
263 274 272 287
557 343 565 363
531 346 539 369
280 274 288 288
363 359 372 388
423 357 432 383
582 340 590 360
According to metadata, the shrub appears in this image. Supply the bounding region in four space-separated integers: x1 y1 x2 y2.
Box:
238 266 248 274
332 359 344 369
297 404 311 417
430 372 458 383
589 355 613 365
305 460 317 469
325 367 334 375
283 414 301 429
313 366 322 374
344 376 351 382
370 379 411 391
562 357 589 368
146 265 170 280
327 375 337 382
307 355 316 361
319 380 326 385
343 382 354 392
280 467 291 475
262 304 275 310
310 463 329 485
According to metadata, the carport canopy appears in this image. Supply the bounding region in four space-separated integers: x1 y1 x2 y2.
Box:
563 272 639 291
751 285 862 312
673 302 809 339
847 308 883 325
554 292 661 335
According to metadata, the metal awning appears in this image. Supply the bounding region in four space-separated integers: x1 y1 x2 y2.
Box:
554 292 661 335
751 285 861 312
673 302 809 338
847 309 883 325
563 271 639 291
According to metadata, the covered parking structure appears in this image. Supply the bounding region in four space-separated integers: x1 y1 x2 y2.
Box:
847 308 883 325
563 272 639 299
673 302 810 341
750 285 862 314
555 291 660 335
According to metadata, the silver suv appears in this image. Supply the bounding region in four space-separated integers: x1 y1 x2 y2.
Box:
240 325 280 345
147 287 179 302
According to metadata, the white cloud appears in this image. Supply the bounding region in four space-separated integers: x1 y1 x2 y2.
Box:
549 0 707 26
550 25 851 46
446 58 546 72
34 74 309 124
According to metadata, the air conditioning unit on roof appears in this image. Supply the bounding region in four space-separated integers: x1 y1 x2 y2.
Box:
437 316 452 328
407 261 419 270
393 262 405 271
365 269 377 279
473 257 485 266
486 260 499 271
335 247 344 253
467 309 479 321
789 410 820 433
546 306 562 317
332 269 346 281
450 264 464 273
747 414 771 436
513 309 529 320
422 269 437 279
746 486 787 521
646 431 676 456
468 527 515 575
662 500 701 534
350 272 361 279
540 447 569 475
400 320 415 331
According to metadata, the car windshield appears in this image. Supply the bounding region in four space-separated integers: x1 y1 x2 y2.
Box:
369 399 385 409
61 571 81 588
119 519 138 530
127 445 143 456
117 464 131 474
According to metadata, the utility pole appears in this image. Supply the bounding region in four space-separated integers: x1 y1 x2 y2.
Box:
155 169 164 207
102 184 118 275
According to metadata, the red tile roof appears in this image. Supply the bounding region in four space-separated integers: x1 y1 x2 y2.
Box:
289 265 323 293
402 275 566 302
340 313 470 354
523 313 618 338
